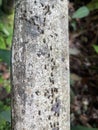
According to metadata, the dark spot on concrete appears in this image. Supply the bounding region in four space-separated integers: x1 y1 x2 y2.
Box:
43 38 46 43
37 53 41 57
34 0 36 4
35 90 40 95
50 122 53 128
51 88 53 93
41 30 44 34
43 18 46 26
24 10 27 13
50 46 52 50
48 53 50 58
44 5 51 15
52 127 59 130
62 57 65 62
18 88 25 97
53 61 55 65
48 115 51 120
50 34 53 37
48 95 51 99
49 77 54 84
51 72 53 77
54 33 58 36
65 67 68 70
54 122 56 127
22 109 25 114
54 88 58 93
30 11 32 14
44 64 47 69
51 100 53 104
52 5 54 8
57 122 59 126
41 3 44 7
51 94 54 98
44 92 47 96
51 99 61 116
51 66 54 70
38 110 41 115
51 58 54 62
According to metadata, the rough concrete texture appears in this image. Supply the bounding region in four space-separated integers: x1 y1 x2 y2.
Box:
12 0 70 130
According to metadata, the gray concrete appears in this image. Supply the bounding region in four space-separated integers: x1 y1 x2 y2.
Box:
12 0 70 129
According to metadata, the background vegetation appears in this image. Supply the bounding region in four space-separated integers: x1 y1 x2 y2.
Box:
0 0 14 129
0 0 98 129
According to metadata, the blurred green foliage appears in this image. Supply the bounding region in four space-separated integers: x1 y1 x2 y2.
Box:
72 0 98 19
70 0 98 130
72 126 98 130
0 9 13 66
0 0 14 129
93 45 98 54
72 6 90 18
0 100 11 129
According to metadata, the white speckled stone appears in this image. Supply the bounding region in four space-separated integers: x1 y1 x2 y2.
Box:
12 0 70 130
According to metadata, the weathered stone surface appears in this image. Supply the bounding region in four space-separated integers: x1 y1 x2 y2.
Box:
12 0 70 130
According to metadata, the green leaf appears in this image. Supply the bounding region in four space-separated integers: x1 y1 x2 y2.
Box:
93 45 98 53
0 23 3 31
0 23 9 37
71 22 77 31
71 125 98 130
0 109 11 122
0 37 6 49
87 0 98 11
2 27 9 37
6 35 12 47
72 6 90 19
0 49 11 66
